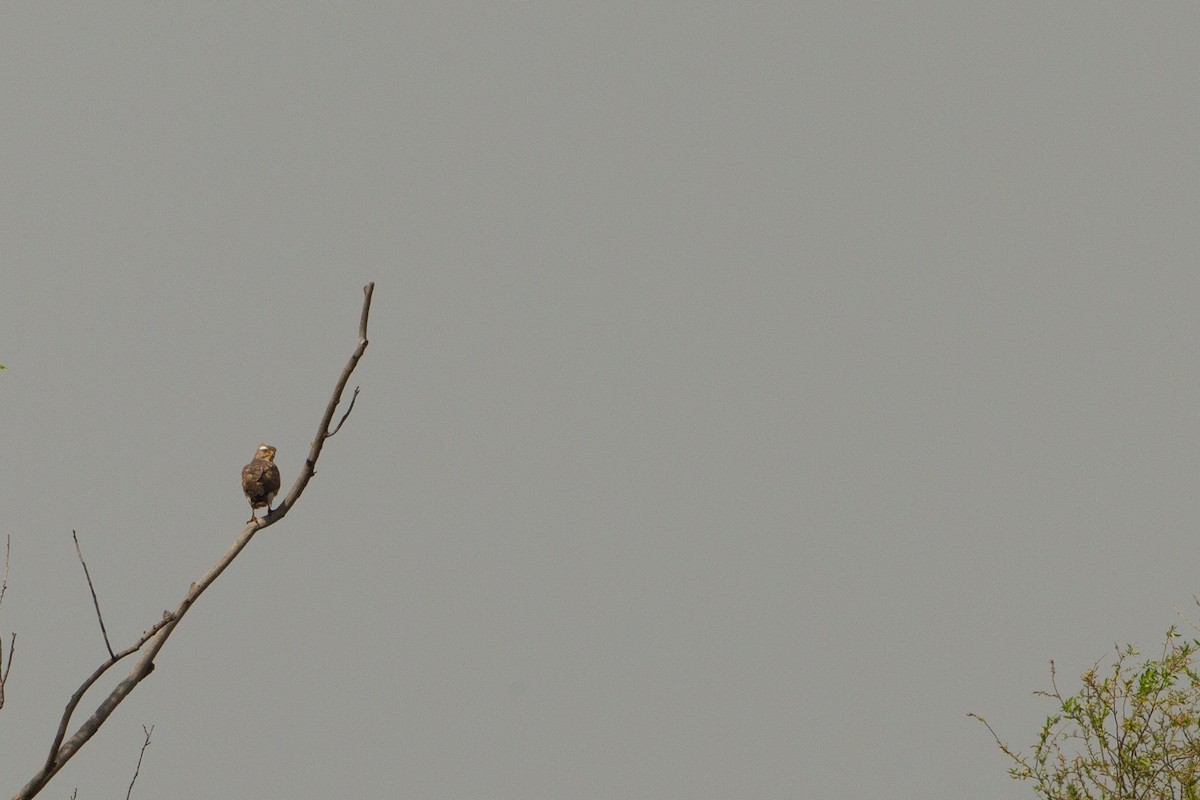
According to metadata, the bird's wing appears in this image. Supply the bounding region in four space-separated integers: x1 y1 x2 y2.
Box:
262 462 281 494
242 460 268 493
243 459 281 494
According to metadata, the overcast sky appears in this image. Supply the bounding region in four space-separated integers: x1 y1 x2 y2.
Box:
2 5 1199 799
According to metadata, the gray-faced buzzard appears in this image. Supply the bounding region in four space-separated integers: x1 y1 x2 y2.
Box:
241 443 281 523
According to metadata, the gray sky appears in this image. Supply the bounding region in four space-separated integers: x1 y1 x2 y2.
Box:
1 4 1198 798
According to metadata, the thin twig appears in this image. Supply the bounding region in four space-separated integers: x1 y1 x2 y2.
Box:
325 386 360 438
11 283 374 800
0 536 11 711
0 633 12 712
73 531 115 659
125 725 153 800
0 535 9 610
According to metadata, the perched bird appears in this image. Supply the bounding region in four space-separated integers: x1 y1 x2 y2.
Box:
241 444 281 523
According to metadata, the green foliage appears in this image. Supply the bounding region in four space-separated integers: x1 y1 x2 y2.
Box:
972 626 1200 800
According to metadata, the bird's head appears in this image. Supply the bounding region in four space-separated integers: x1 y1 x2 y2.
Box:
255 444 277 462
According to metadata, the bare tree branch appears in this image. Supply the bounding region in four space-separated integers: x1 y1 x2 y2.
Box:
270 281 374 521
11 283 374 800
125 726 153 800
73 531 115 659
39 614 174 779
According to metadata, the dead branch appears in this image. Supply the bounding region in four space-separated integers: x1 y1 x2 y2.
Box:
10 283 374 800
37 613 174 780
73 531 115 659
271 281 374 520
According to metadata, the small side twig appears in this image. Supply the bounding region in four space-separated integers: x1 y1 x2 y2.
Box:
325 386 360 438
0 535 10 610
0 632 14 711
73 531 115 659
125 725 153 800
0 536 11 711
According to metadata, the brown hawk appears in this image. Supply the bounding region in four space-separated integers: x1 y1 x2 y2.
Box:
241 443 281 523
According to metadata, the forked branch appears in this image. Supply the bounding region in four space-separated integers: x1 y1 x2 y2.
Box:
11 282 374 800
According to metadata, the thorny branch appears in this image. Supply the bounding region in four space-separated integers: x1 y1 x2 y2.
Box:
73 530 115 659
11 283 374 800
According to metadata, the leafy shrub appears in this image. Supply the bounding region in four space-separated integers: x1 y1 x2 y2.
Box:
972 626 1200 800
